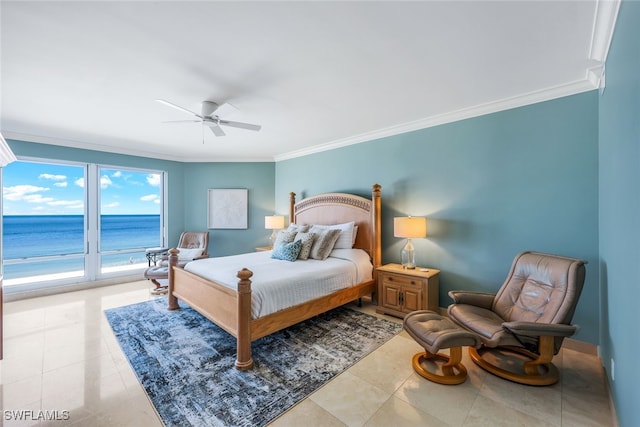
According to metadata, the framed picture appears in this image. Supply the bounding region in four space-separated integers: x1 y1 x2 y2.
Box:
207 189 248 229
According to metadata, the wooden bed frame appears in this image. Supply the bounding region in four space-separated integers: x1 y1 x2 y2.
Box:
167 184 382 370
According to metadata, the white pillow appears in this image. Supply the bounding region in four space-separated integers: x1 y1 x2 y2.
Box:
310 221 355 249
178 248 203 261
287 223 310 233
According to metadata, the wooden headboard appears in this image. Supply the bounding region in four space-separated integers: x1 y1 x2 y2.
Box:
288 184 382 270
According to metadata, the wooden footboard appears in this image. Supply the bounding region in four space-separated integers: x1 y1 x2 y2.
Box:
168 250 254 369
167 184 382 371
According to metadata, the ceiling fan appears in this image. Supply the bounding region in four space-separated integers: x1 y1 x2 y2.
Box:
156 99 261 137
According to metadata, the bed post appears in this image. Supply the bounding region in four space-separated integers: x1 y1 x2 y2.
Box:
289 192 296 224
167 248 180 310
372 184 382 273
235 268 254 370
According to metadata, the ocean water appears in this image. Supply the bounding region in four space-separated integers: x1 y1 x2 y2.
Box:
2 215 160 279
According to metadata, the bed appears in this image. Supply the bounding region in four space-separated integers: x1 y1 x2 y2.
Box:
167 184 382 370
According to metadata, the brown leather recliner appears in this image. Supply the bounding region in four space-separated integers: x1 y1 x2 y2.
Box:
447 251 586 386
143 231 209 293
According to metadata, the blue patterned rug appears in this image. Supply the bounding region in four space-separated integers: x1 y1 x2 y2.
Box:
105 298 402 426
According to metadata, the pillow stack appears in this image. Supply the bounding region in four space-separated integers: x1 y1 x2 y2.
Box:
270 221 357 262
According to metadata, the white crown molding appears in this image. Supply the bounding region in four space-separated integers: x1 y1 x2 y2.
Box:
274 78 597 162
0 132 18 166
589 0 621 63
1 131 274 163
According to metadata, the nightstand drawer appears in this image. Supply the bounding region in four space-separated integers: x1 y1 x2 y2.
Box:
381 272 424 289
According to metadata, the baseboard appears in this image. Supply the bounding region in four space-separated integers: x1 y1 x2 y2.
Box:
563 337 598 356
3 274 143 302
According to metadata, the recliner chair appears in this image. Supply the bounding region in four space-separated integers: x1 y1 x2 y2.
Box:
144 231 209 294
447 251 586 386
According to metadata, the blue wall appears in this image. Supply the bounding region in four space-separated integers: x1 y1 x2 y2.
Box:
182 162 276 256
598 1 640 426
276 91 600 345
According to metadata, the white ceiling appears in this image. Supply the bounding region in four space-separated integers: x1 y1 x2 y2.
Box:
0 1 618 162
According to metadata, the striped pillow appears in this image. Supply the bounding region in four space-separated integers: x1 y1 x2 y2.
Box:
309 229 341 260
294 232 317 260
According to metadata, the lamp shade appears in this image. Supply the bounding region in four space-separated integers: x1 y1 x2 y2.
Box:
264 215 285 230
394 217 427 238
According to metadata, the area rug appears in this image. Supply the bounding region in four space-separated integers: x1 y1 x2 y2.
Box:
105 298 402 427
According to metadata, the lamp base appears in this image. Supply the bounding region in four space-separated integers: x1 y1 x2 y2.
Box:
401 239 416 269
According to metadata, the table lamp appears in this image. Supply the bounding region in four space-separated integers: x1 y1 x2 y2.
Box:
394 216 427 269
264 215 285 248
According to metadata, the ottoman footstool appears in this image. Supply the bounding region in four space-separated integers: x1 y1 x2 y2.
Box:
403 310 481 385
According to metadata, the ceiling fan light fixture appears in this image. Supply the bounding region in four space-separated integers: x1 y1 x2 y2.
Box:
157 98 261 139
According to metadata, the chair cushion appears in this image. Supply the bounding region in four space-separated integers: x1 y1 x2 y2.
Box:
447 304 521 348
144 265 169 280
177 248 203 261
493 252 585 325
404 310 480 354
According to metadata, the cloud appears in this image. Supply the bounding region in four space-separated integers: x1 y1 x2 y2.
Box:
39 173 66 181
3 184 50 201
74 177 85 188
140 194 159 202
146 174 161 187
54 182 68 187
100 175 113 189
103 202 120 209
112 171 122 178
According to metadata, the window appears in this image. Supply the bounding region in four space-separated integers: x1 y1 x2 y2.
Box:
98 167 163 275
1 159 166 289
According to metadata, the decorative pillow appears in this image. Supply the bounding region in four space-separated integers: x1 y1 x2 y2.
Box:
273 230 297 249
310 221 355 249
352 225 358 245
271 239 302 262
177 248 203 261
309 229 341 260
294 231 317 260
287 223 310 233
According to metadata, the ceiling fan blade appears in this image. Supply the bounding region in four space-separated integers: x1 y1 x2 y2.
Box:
219 120 262 132
156 99 201 118
212 102 239 118
207 123 226 137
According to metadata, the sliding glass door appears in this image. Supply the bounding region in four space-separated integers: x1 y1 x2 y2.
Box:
2 159 166 289
2 160 86 285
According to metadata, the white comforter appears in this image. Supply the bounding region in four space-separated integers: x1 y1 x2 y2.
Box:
184 248 373 319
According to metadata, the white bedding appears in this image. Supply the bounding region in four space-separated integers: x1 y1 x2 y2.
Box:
183 248 373 319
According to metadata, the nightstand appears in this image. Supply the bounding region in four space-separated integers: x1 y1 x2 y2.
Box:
375 263 440 318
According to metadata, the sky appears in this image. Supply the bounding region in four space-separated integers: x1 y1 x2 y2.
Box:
2 160 161 215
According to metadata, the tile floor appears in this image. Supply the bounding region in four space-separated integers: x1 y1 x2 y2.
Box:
0 280 615 426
